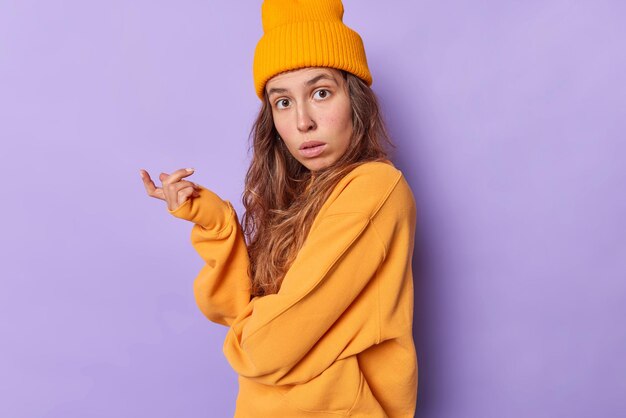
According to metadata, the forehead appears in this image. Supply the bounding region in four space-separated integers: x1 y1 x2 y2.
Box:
266 67 339 90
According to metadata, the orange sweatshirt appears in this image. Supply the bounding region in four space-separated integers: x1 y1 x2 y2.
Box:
168 161 418 417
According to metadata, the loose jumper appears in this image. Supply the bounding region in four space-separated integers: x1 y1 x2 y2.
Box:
140 1 418 416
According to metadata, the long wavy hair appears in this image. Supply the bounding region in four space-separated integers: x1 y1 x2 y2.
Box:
241 69 395 297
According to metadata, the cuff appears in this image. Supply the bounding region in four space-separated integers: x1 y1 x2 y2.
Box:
167 185 234 232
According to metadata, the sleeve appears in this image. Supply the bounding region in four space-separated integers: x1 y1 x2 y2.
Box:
168 185 251 327
221 177 400 386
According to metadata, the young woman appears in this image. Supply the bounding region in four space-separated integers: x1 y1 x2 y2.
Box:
140 0 418 416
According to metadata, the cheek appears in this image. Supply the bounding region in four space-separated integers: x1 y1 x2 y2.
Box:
334 104 353 138
272 115 284 134
332 98 352 128
323 108 351 134
273 119 298 150
273 116 295 138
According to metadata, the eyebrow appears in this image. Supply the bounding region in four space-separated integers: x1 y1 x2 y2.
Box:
267 73 337 98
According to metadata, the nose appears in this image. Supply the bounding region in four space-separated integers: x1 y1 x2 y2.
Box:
296 103 317 133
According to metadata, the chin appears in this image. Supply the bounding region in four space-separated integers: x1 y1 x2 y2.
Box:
302 158 334 172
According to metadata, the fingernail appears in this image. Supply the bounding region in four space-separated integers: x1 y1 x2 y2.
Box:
139 170 144 178
186 168 194 172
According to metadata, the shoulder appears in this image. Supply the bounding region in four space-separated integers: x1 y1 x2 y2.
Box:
321 160 414 219
349 160 399 178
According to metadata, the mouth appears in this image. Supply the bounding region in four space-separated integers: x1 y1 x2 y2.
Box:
299 141 326 150
299 142 327 158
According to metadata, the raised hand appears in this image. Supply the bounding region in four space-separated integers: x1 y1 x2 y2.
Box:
140 167 201 211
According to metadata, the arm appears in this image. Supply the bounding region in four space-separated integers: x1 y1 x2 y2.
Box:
168 186 251 327
222 169 404 386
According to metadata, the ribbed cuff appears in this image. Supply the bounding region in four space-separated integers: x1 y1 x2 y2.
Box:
167 186 234 232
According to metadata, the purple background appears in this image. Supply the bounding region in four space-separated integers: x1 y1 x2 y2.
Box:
1 1 624 417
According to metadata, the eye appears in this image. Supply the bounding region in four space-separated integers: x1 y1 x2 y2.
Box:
314 89 331 100
275 98 290 110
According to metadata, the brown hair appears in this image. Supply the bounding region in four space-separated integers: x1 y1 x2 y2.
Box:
241 70 395 297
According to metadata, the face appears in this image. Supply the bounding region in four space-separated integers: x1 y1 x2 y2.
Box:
265 67 353 172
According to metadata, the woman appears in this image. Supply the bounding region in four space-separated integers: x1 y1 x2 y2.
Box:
140 0 418 416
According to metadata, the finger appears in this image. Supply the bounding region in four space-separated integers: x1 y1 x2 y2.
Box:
151 188 166 201
161 168 196 210
178 186 195 202
160 172 195 186
163 180 198 207
159 173 197 188
161 173 199 188
174 181 199 203
140 169 156 192
161 167 195 186
169 179 198 193
140 169 165 200
170 186 196 211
